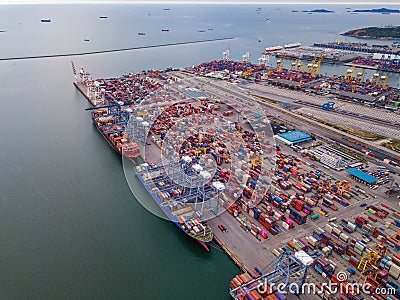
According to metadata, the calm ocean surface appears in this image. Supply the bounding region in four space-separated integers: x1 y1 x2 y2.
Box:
0 4 399 299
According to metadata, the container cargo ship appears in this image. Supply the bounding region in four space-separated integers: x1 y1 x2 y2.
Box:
91 108 141 159
136 163 213 251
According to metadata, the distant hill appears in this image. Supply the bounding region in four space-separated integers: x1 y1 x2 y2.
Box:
342 26 400 39
301 9 334 13
352 8 400 13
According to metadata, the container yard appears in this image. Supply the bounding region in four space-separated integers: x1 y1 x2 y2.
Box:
74 54 400 299
345 57 400 74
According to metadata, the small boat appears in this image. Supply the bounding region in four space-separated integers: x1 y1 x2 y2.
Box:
99 16 108 19
292 10 299 12
208 28 213 31
138 32 146 35
40 19 51 22
0 30 6 33
84 39 90 42
163 8 170 10
161 29 169 32
198 30 205 33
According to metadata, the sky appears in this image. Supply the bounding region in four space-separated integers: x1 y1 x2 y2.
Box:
1 0 400 4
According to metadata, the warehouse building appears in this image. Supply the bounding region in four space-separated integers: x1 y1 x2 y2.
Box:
346 168 378 185
274 130 312 146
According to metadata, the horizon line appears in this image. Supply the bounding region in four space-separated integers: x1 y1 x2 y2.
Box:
1 1 400 5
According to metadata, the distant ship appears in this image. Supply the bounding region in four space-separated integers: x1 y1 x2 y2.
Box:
208 28 214 31
198 30 205 32
0 30 6 33
99 16 108 19
84 39 90 42
163 8 170 10
284 42 301 49
40 19 51 22
138 32 146 35
161 29 169 32
264 46 283 53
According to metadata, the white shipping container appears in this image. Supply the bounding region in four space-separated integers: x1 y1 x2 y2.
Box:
282 221 289 230
324 224 333 234
389 263 400 279
308 236 317 247
333 227 342 236
241 174 250 185
272 248 281 257
339 233 349 243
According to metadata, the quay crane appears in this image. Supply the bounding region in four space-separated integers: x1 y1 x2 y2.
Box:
242 52 251 63
230 250 323 299
306 55 317 74
258 54 270 66
356 70 366 83
223 46 231 61
276 55 285 71
297 62 306 72
345 66 357 81
291 59 299 70
311 55 324 76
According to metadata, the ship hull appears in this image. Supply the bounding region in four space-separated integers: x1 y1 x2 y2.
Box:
91 117 140 161
136 173 210 251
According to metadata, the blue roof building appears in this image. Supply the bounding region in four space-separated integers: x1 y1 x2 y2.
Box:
275 130 312 146
346 168 377 185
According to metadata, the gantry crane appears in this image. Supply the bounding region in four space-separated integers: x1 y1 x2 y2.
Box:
297 62 306 72
345 66 357 81
195 147 207 157
356 70 366 83
311 54 324 76
378 74 389 87
251 157 263 170
243 67 254 78
291 59 299 70
230 250 323 299
276 54 285 71
337 180 352 197
306 55 318 73
358 238 388 273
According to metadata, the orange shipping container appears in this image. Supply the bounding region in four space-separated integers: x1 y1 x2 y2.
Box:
250 290 263 300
